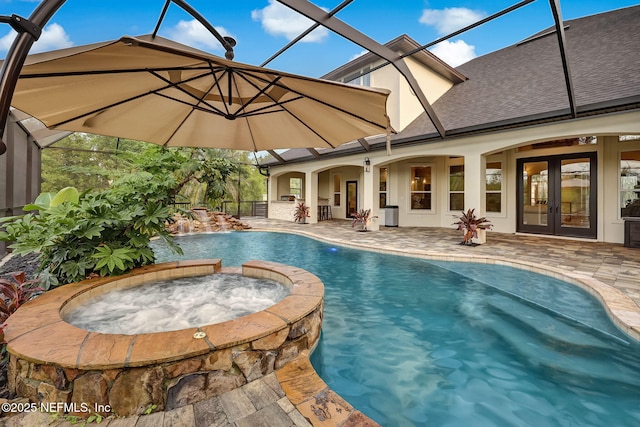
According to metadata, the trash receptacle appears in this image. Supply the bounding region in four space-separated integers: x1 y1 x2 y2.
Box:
623 217 640 248
385 205 399 227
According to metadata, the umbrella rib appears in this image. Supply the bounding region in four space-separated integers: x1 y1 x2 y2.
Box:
148 69 227 115
233 96 303 118
160 69 224 147
235 69 389 132
230 75 283 117
47 70 229 128
229 69 259 152
19 66 216 79
243 76 337 149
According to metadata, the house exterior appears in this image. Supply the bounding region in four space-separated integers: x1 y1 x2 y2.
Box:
264 5 640 244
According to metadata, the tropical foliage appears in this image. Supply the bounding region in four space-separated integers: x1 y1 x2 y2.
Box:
351 209 376 231
0 180 182 288
452 208 493 245
0 272 44 344
293 202 310 223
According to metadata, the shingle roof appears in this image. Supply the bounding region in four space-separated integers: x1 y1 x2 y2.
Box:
399 4 640 140
265 5 640 165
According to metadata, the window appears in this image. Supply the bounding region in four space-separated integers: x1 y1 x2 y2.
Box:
619 135 640 142
379 167 388 208
486 162 502 213
410 166 431 210
343 67 370 87
289 178 302 198
449 164 464 211
333 174 341 206
517 137 597 151
621 151 640 218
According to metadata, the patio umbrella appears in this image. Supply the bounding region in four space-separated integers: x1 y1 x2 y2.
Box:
8 34 392 152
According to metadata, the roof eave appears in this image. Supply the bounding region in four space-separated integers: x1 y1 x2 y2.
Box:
266 97 640 166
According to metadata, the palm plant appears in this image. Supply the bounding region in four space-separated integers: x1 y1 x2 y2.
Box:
293 202 310 223
351 209 376 231
453 208 492 245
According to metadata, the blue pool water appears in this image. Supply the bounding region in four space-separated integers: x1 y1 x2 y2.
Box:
153 232 640 427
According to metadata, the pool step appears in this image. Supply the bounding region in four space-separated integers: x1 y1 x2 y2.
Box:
482 293 640 389
486 293 620 349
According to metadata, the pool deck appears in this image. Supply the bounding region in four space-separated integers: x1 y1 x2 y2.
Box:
3 219 639 427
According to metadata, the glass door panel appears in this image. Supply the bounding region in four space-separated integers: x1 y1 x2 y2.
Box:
560 158 591 229
520 160 551 231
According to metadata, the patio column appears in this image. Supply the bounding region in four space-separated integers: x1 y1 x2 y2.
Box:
267 174 276 219
362 163 379 231
464 153 487 244
305 171 318 224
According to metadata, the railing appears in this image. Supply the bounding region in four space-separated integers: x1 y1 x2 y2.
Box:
172 202 194 211
221 201 268 218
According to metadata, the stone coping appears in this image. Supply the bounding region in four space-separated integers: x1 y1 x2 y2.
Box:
4 259 324 369
250 227 640 342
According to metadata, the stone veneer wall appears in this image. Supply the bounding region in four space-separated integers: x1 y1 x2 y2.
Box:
4 260 324 417
269 201 296 221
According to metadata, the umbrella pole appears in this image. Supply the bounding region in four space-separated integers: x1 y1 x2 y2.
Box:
236 167 241 219
0 0 67 155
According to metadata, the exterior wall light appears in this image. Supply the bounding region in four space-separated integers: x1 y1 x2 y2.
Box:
364 157 371 172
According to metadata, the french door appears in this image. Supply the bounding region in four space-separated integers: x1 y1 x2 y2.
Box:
517 153 597 238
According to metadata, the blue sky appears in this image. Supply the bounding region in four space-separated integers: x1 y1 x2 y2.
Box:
1 0 638 77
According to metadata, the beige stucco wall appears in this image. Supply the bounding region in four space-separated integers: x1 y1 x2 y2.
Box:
268 110 640 243
370 58 454 132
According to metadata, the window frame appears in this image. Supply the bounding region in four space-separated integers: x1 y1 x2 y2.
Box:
333 174 341 207
409 164 434 212
379 167 388 209
620 149 640 219
448 159 465 212
485 160 503 214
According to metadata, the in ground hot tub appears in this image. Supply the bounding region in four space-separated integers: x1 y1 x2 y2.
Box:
4 260 324 417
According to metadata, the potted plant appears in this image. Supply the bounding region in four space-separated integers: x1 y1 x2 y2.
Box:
452 208 493 246
351 209 377 232
293 202 310 224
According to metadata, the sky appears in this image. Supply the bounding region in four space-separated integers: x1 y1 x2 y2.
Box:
1 0 638 78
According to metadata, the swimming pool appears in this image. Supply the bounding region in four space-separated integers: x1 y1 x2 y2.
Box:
153 232 640 426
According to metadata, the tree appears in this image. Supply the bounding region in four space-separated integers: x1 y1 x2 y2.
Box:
41 133 266 212
41 134 148 193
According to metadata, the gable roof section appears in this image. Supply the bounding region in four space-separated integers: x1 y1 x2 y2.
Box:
266 5 640 165
322 34 466 85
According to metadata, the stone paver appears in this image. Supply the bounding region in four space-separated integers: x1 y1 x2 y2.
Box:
234 403 294 427
192 397 228 427
217 388 256 423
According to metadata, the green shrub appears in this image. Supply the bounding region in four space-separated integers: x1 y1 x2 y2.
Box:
0 174 182 288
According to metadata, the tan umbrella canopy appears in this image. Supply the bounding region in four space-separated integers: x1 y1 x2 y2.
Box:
9 34 392 152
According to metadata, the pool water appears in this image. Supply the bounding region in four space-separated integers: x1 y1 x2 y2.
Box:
153 232 640 427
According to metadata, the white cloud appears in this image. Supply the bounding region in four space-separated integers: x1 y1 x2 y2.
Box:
0 23 73 54
251 0 328 43
349 49 367 62
429 39 477 67
165 19 234 52
419 7 487 35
